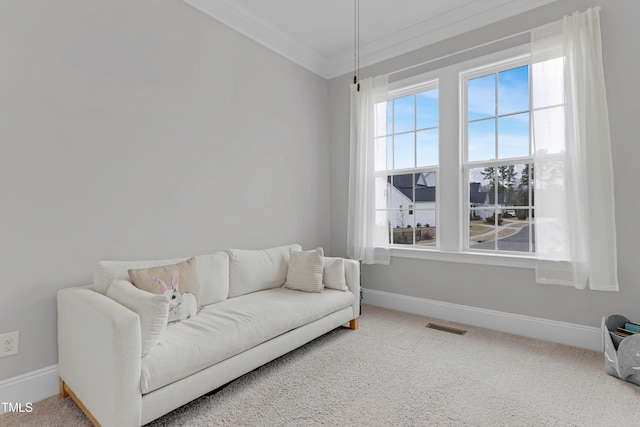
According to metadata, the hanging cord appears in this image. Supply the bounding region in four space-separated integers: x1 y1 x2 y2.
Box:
353 0 360 91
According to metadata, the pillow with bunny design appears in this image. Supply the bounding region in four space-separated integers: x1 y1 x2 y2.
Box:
128 258 199 323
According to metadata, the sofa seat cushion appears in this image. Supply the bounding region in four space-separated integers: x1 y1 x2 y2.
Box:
140 287 354 394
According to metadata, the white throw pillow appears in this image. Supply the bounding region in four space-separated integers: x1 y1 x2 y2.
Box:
284 248 324 293
106 279 169 357
323 258 348 291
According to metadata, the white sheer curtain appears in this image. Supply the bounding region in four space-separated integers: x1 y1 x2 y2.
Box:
532 7 618 290
347 75 390 265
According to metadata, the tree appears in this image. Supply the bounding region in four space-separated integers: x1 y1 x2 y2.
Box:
514 163 534 217
500 165 517 205
481 166 508 194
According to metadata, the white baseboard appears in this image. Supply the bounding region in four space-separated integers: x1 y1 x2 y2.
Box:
363 289 601 352
0 365 59 414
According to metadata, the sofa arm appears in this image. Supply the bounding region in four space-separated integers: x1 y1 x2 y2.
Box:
58 286 142 427
342 258 361 319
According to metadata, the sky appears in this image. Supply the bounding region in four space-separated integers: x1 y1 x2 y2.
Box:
467 65 530 163
375 65 531 174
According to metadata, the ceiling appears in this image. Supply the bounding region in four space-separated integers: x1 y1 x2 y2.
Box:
183 0 557 79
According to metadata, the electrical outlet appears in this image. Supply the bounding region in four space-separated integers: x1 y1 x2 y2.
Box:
0 331 19 357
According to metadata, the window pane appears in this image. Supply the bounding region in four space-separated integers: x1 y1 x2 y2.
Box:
376 210 391 246
469 209 497 249
392 225 414 245
497 217 533 253
532 106 565 154
414 172 436 208
394 133 414 169
389 174 415 244
386 100 393 134
391 198 414 245
375 137 387 171
496 164 521 207
497 163 533 208
374 101 389 137
532 57 564 109
375 176 388 210
498 66 529 115
469 167 493 206
498 113 529 159
415 211 436 247
468 74 495 120
416 89 438 129
386 136 393 170
390 174 413 211
416 129 438 167
468 119 495 162
394 95 415 133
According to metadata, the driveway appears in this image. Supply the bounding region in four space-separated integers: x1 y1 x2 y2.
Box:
471 224 536 252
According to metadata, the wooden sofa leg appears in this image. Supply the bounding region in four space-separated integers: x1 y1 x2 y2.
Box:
349 318 359 330
60 378 102 427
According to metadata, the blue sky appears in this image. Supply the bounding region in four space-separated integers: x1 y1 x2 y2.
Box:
468 65 530 162
375 65 529 171
376 88 439 170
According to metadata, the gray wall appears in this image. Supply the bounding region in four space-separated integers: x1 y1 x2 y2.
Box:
0 0 330 380
2 0 638 384
329 0 640 327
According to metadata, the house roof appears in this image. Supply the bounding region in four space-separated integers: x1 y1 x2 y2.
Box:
388 178 505 205
469 182 505 205
388 174 436 203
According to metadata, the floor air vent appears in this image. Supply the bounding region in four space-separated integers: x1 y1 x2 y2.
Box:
426 323 467 335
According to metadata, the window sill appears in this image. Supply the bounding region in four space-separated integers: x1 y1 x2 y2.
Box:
389 247 535 269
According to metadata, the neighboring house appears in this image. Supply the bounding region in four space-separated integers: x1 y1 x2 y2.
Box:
387 172 436 228
469 182 506 218
387 177 506 227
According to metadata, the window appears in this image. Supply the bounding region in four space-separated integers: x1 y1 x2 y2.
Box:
355 9 614 277
374 81 439 248
462 56 535 254
369 45 538 264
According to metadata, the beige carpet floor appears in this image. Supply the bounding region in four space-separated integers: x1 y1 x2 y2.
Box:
2 304 640 426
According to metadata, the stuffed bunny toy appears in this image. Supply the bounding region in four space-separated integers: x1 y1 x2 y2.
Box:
154 270 198 323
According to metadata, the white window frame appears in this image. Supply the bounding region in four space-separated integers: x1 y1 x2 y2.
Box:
381 45 535 268
379 78 440 249
460 53 535 255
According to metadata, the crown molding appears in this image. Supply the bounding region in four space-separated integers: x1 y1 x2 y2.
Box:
183 0 330 77
183 0 558 80
326 0 558 78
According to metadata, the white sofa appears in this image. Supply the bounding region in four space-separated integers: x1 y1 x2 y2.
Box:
57 244 360 427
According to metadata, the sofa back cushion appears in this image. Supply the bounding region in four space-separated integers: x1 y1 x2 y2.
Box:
94 251 230 307
227 244 301 298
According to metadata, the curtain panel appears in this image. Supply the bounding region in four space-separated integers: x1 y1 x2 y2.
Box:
347 75 390 265
532 7 618 291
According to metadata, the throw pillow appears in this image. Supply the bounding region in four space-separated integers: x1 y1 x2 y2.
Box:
106 279 169 357
323 258 348 291
284 248 324 293
128 257 200 323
